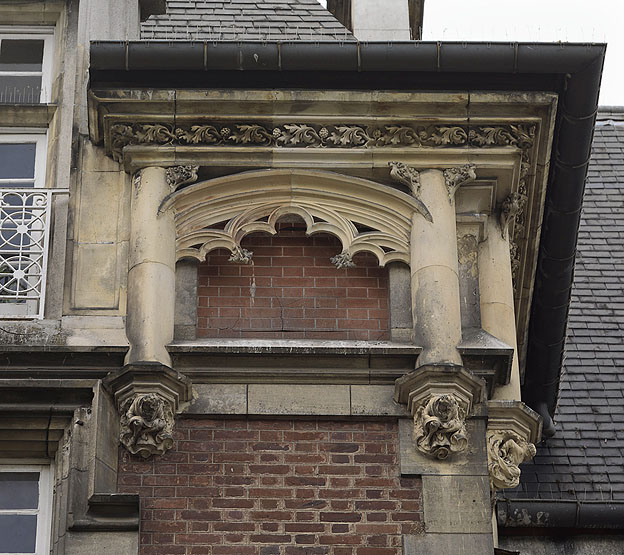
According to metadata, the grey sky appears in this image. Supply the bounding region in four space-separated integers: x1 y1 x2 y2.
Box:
318 0 621 105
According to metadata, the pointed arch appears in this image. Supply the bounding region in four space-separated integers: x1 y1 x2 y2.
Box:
163 169 421 267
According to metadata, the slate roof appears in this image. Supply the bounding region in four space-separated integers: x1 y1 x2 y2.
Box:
508 108 624 502
141 0 354 41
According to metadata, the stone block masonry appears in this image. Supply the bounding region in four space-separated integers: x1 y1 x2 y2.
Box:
197 226 390 341
118 418 423 554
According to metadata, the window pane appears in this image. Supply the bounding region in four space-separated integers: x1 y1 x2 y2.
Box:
0 144 36 179
0 472 39 509
0 514 37 553
0 75 42 104
0 39 44 71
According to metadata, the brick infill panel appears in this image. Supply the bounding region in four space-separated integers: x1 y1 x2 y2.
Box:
118 418 423 555
197 227 390 341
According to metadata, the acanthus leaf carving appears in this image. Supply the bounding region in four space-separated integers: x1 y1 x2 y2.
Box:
119 393 175 459
388 162 433 223
487 429 536 490
443 163 477 202
166 165 199 190
413 393 469 460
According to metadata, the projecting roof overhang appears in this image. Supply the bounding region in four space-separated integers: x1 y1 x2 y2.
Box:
87 40 606 427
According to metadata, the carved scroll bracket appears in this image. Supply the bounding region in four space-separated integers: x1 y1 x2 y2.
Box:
394 366 486 460
103 363 193 459
500 192 527 240
486 400 542 491
166 165 199 190
443 163 477 203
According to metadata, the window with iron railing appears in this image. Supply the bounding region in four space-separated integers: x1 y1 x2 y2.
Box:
0 28 54 104
0 133 52 318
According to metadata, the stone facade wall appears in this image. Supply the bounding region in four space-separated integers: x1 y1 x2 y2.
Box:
197 227 390 340
118 418 422 555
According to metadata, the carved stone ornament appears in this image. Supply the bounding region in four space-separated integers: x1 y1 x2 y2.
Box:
487 429 537 490
331 251 356 269
165 165 199 190
119 393 175 459
443 163 477 202
500 192 527 240
228 246 253 264
387 161 433 223
413 393 469 460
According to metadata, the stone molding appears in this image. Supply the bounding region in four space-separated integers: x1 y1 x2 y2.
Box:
165 165 199 190
395 366 486 460
486 400 542 491
103 363 192 459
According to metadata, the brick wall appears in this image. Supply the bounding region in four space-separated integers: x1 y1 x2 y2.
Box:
118 418 423 555
197 226 390 340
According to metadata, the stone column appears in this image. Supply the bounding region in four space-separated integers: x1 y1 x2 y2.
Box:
411 167 474 367
125 166 176 367
478 216 521 400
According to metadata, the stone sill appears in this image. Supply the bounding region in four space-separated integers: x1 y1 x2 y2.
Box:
168 338 422 356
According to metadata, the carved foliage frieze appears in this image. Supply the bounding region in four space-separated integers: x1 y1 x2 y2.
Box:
413 393 469 460
119 393 175 459
487 429 537 490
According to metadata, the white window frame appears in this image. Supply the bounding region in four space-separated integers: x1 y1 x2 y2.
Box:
0 131 47 188
0 26 55 104
0 463 54 555
0 130 49 318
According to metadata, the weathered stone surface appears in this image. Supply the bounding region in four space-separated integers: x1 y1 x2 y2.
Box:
499 536 624 555
351 385 409 416
174 259 198 340
422 474 492 534
388 262 412 342
248 384 350 415
65 531 138 555
403 533 494 554
188 384 247 415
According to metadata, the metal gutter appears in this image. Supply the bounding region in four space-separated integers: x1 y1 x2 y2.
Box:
497 499 624 530
88 40 607 435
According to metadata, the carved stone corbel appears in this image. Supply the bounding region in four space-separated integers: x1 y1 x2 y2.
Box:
395 366 486 460
165 165 199 190
119 392 174 458
388 161 433 223
499 192 527 240
443 163 477 202
486 400 542 491
103 363 192 459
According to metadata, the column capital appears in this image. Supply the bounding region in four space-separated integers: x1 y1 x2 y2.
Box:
443 163 476 202
499 191 527 240
165 165 199 190
388 161 432 222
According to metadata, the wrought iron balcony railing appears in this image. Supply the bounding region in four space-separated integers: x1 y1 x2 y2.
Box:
0 188 62 319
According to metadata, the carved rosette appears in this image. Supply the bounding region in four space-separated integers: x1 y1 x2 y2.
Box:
443 163 477 202
413 393 468 459
119 393 175 459
165 165 199 190
487 429 536 490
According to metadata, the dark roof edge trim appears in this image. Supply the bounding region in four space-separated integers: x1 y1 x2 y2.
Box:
497 498 624 530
